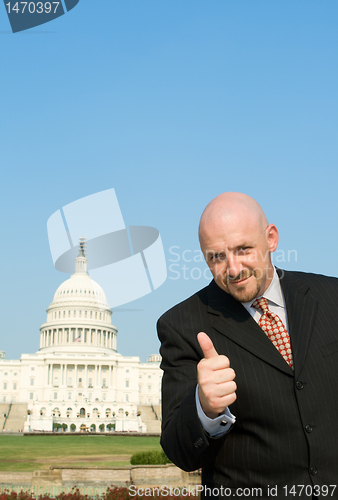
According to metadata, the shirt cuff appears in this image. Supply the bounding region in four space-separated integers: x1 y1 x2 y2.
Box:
195 384 236 438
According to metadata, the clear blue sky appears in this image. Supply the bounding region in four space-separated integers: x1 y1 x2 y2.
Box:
1 0 337 361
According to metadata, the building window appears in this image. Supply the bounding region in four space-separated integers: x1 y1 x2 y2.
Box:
103 393 106 400
125 380 129 388
88 393 92 400
30 378 34 386
3 383 7 390
54 393 57 399
30 393 34 400
13 383 17 390
68 393 71 400
88 378 93 388
68 378 72 386
125 394 129 402
2 396 6 402
102 378 107 388
148 385 151 391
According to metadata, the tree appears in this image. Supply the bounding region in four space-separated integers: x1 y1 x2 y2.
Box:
99 423 105 432
61 423 68 432
70 423 76 432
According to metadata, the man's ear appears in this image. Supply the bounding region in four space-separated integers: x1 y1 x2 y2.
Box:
266 224 279 253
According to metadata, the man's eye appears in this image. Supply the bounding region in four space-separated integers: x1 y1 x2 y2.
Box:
237 247 250 254
211 253 226 261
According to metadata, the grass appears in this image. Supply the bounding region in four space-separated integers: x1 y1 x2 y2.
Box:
0 435 161 472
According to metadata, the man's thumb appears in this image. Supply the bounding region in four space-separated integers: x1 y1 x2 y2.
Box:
197 332 219 359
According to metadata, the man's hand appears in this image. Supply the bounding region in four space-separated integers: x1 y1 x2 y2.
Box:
197 332 237 419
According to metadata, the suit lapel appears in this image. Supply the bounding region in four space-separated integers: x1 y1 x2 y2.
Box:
206 271 319 376
278 269 318 377
206 280 293 375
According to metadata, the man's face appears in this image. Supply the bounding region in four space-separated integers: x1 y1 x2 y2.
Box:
200 217 278 303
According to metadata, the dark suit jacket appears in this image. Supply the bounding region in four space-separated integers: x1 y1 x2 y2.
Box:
157 270 338 496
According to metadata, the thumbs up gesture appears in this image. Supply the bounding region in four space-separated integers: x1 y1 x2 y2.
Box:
197 332 237 419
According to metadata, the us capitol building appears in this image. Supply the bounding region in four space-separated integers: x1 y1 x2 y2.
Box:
0 243 162 433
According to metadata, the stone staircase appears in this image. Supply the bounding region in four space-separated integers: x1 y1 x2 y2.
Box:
2 403 28 432
137 404 161 434
0 404 10 430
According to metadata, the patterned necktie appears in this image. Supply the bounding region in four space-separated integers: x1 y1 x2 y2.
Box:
252 297 293 368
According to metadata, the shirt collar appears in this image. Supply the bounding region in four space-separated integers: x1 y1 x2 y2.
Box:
242 267 284 308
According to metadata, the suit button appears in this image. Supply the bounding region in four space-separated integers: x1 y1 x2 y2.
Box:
296 381 304 390
310 466 318 476
305 424 313 433
193 437 204 448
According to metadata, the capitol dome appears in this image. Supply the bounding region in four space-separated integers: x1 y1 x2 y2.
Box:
39 240 117 353
52 267 108 310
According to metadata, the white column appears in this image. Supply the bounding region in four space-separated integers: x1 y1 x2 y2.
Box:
99 365 102 387
112 365 117 401
109 365 112 387
51 364 54 387
75 365 78 388
85 365 88 387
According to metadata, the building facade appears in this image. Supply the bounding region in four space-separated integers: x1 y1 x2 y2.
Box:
0 245 162 432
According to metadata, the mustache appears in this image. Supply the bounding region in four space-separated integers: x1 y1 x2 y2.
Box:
224 270 254 284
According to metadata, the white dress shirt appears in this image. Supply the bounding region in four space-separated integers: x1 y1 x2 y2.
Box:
197 267 289 437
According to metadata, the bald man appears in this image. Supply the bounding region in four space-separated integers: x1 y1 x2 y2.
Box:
157 193 338 499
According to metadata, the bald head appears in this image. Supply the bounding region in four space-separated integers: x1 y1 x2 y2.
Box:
198 192 278 302
199 192 268 243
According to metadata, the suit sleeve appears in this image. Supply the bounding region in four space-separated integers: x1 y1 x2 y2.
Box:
158 316 226 472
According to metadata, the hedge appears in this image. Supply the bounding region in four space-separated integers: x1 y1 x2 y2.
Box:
130 449 172 465
0 486 194 500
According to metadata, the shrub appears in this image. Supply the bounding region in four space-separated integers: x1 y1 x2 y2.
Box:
99 424 105 432
70 424 76 432
130 449 172 465
106 423 115 431
61 423 68 432
53 423 62 432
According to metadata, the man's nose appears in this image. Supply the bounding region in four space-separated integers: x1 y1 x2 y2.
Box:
226 253 243 278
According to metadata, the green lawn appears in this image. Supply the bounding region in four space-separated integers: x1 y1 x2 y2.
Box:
0 435 161 472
